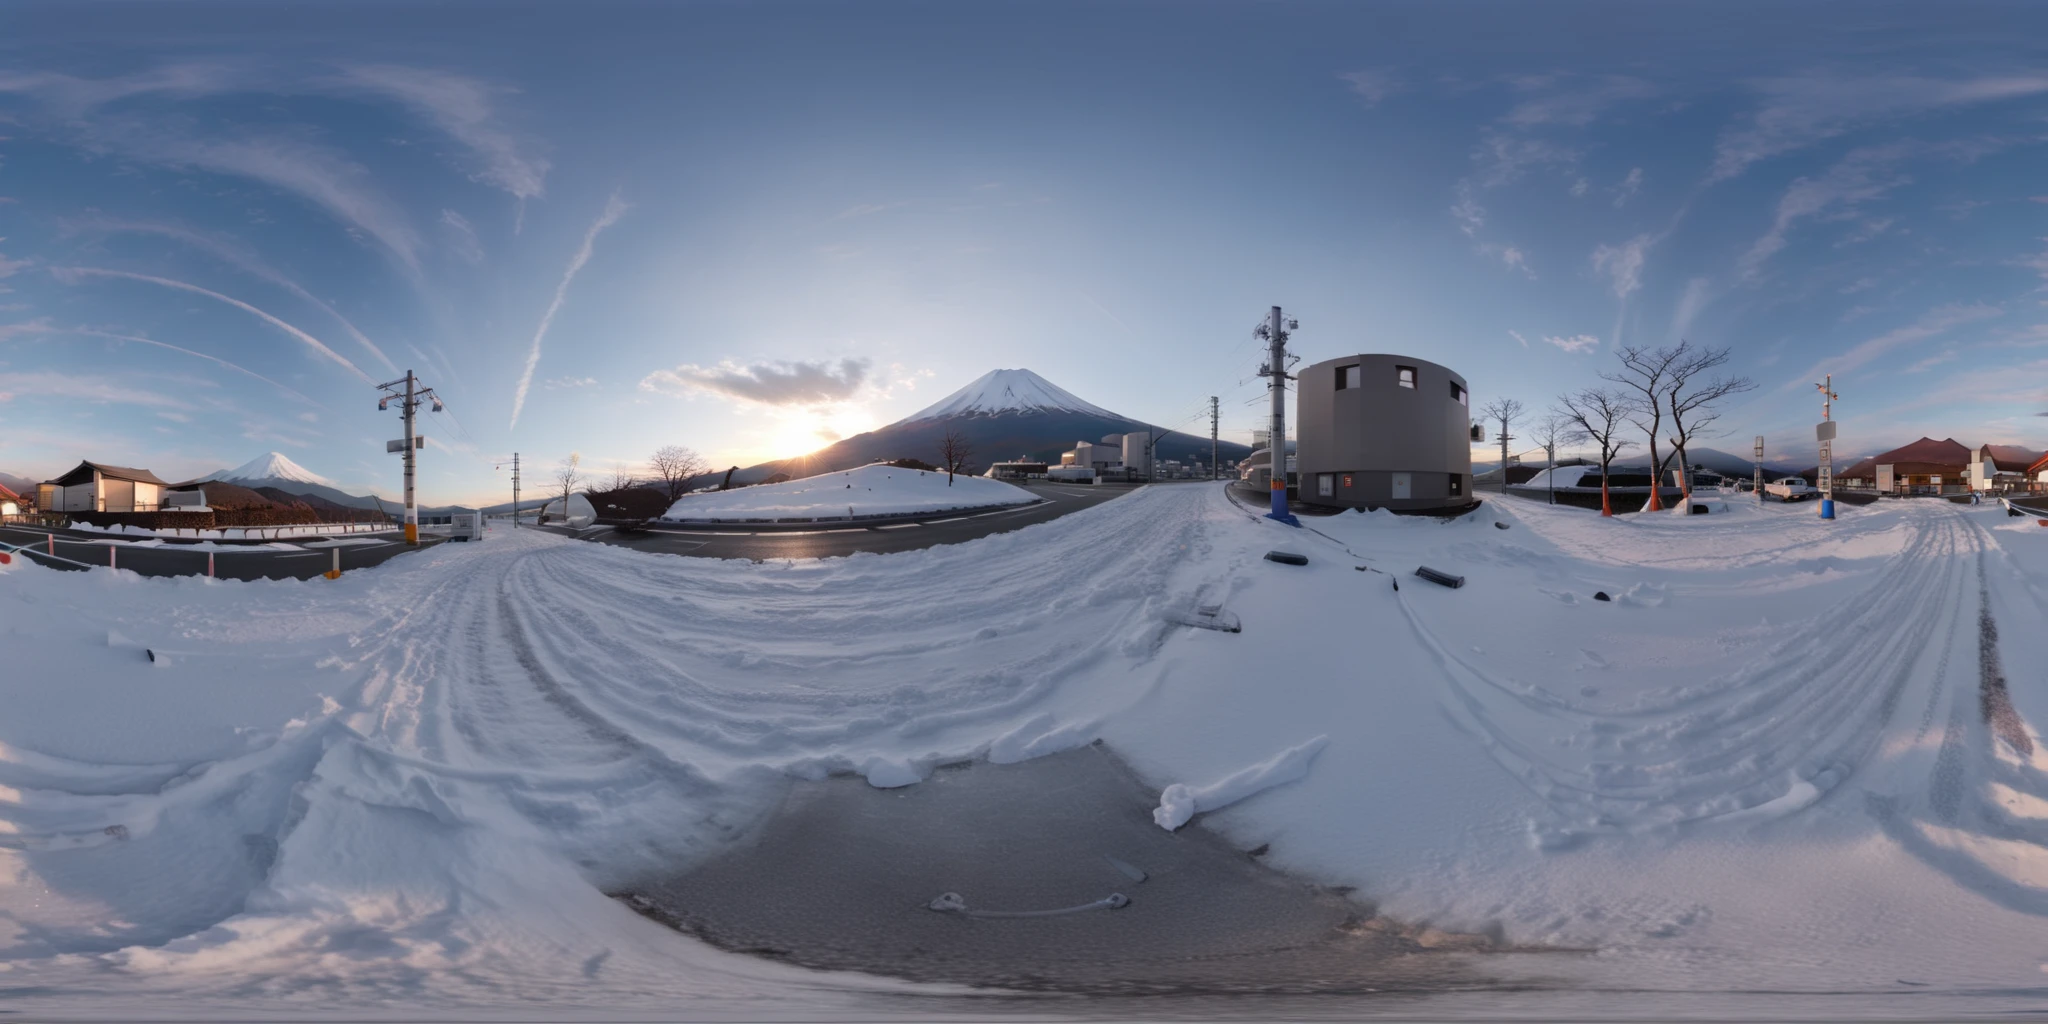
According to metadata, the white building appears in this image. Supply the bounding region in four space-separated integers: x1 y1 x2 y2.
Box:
37 461 171 513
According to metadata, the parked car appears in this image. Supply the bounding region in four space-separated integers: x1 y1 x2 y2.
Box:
1765 477 1817 502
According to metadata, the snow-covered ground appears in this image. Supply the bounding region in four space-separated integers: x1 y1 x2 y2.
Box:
4 485 2048 1018
660 463 1034 521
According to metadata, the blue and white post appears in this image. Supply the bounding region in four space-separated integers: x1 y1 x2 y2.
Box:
1816 375 1838 521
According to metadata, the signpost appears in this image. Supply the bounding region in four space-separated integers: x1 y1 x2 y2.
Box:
1815 375 1839 521
1753 435 1765 506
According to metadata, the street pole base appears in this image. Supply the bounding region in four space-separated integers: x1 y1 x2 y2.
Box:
405 523 419 544
1819 498 1836 520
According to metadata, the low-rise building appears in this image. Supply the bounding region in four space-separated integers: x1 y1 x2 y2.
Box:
37 461 172 513
1968 444 2045 493
1294 353 1473 511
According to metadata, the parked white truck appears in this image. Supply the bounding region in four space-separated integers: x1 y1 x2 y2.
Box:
1765 477 1818 502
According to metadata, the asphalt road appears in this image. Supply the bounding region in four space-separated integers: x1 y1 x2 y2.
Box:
576 479 1154 559
0 524 445 580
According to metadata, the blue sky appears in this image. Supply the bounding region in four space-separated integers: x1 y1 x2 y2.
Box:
4 1 2048 502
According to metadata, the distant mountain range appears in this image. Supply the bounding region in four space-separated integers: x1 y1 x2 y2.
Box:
700 368 1254 486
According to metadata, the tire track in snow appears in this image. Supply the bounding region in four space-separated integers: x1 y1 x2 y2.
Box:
1403 503 1974 842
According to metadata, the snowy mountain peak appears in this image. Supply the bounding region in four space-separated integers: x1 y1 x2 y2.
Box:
903 368 1118 422
206 451 334 486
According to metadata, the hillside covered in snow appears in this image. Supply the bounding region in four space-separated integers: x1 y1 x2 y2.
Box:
3 487 2047 1017
661 463 1034 521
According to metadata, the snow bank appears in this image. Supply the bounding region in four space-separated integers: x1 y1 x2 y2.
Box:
660 463 1034 521
1152 735 1328 830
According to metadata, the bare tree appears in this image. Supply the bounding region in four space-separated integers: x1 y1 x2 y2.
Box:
649 445 708 502
1601 343 1687 511
938 427 973 485
1528 412 1571 505
1664 345 1756 500
551 452 581 524
1556 388 1637 517
602 466 637 492
1479 397 1525 479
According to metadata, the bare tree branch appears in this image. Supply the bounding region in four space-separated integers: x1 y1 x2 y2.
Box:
1663 345 1756 496
1555 388 1637 517
550 452 581 525
1600 342 1689 511
649 445 709 502
938 427 973 486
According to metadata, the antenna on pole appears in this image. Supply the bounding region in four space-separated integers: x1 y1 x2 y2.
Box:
1815 374 1839 521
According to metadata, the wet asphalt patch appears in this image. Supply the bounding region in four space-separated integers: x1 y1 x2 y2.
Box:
612 743 1519 996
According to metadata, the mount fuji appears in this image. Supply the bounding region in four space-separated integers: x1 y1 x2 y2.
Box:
204 452 335 488
728 368 1253 483
194 452 392 511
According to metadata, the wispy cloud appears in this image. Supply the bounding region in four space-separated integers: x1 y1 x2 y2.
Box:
65 215 397 371
1502 73 1656 127
543 376 597 389
440 208 484 264
1470 131 1578 189
0 370 192 410
1479 243 1535 279
1544 334 1601 354
509 189 628 429
2016 238 2048 286
1338 68 1403 108
74 117 426 274
1670 277 1712 339
1789 302 2001 386
1612 167 1644 208
1508 330 1529 348
1592 234 1652 298
1710 73 2048 181
641 357 872 405
51 266 370 382
330 64 550 204
1738 142 1913 280
1449 191 1485 237
56 326 318 405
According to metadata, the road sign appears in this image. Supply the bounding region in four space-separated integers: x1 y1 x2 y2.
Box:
1816 421 1837 442
386 437 427 453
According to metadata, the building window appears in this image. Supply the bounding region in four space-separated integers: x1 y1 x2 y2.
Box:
1336 364 1361 390
1449 381 1466 405
1449 474 1464 497
1396 365 1417 389
1317 473 1333 497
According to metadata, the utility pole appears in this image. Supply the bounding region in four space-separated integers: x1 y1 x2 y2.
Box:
1816 375 1838 521
1253 306 1298 523
376 370 441 545
1209 396 1220 481
496 453 521 528
1498 426 1515 484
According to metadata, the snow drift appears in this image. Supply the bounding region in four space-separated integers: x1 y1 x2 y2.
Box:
660 463 1034 521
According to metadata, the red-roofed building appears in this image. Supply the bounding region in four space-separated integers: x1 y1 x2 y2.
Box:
0 481 21 516
1837 437 1972 495
1970 444 2046 494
